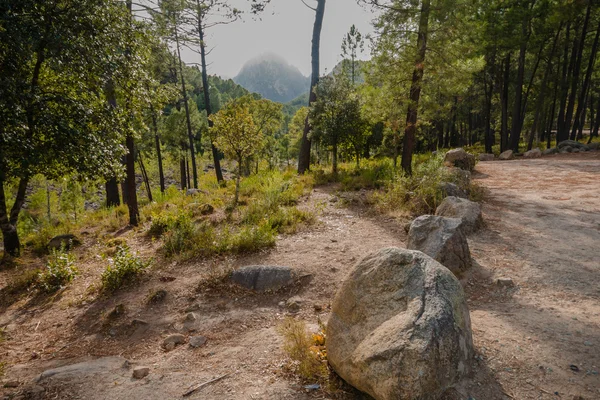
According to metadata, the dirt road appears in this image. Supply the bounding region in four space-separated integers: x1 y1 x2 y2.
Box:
1 152 599 399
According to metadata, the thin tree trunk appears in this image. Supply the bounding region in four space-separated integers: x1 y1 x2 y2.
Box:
180 157 187 190
564 4 591 140
401 0 430 175
105 178 120 207
138 153 152 202
150 102 165 193
175 29 198 189
0 176 28 257
298 0 326 174
510 16 529 152
557 24 573 142
186 157 191 189
501 53 511 153
484 50 495 153
591 97 600 142
571 19 600 140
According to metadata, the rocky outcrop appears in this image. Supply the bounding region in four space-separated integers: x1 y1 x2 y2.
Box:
523 148 542 158
558 140 589 151
407 215 472 276
327 248 474 400
231 265 294 292
436 196 483 234
499 150 514 160
444 148 476 171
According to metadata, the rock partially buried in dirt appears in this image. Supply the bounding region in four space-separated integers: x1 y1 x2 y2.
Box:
444 148 476 171
560 146 573 153
588 142 599 150
163 334 186 351
407 215 472 277
496 277 514 287
189 335 207 348
543 148 558 155
499 150 514 160
3 380 19 388
231 265 294 292
438 182 468 199
47 234 81 251
285 296 304 312
478 153 495 162
436 196 483 234
132 367 150 379
327 248 473 400
523 148 542 158
37 357 127 382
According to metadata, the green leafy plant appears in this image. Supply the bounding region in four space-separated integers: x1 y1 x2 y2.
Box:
37 246 78 293
101 245 150 292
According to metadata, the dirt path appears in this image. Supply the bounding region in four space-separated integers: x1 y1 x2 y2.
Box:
1 153 599 399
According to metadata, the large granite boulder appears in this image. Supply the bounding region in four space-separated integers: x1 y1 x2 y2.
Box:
543 147 558 155
435 196 483 234
478 153 495 162
588 142 599 150
407 215 472 276
438 182 467 199
327 248 474 400
558 140 589 151
444 148 476 172
48 234 81 251
231 265 294 292
523 148 542 158
498 150 514 160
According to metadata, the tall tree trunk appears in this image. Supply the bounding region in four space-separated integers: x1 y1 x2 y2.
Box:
483 49 496 153
186 157 191 189
180 157 187 190
124 0 138 226
105 179 120 207
564 3 591 140
138 153 152 202
196 3 224 183
557 23 574 142
591 97 600 142
401 0 431 175
510 16 529 152
528 27 562 151
0 176 29 257
175 29 199 189
150 102 165 193
501 53 511 152
298 0 326 174
571 19 600 140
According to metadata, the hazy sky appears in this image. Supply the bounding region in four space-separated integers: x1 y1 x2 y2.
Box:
180 0 377 78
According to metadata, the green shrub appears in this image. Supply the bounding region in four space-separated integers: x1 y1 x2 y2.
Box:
228 222 277 253
101 245 150 291
278 318 328 382
37 247 78 293
162 213 196 256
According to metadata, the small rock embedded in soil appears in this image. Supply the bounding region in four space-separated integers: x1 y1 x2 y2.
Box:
163 334 186 351
189 336 207 348
286 296 304 312
132 367 150 379
496 278 514 287
3 381 19 388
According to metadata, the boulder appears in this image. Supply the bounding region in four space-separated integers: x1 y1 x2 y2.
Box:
162 334 186 351
327 248 473 400
588 142 599 150
438 182 467 199
573 148 580 153
478 153 495 162
132 367 150 379
560 146 572 153
444 148 476 172
231 265 294 292
498 150 514 160
447 167 471 187
558 140 589 150
47 234 81 251
543 148 558 155
436 196 483 234
523 148 542 159
407 215 472 276
189 336 207 348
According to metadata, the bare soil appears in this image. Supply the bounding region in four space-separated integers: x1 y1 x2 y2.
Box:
1 152 599 400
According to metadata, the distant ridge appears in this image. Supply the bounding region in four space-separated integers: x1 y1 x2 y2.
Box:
233 53 310 103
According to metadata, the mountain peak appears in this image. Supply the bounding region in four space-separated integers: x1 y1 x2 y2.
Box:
234 54 309 103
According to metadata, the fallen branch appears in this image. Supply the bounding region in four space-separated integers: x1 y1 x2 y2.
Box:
183 374 229 397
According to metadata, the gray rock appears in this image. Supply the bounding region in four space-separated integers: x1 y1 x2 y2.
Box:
185 303 201 312
496 278 514 287
523 148 542 159
558 140 589 150
231 265 294 292
189 336 207 348
47 234 81 251
478 153 495 162
444 148 476 171
185 188 207 196
438 182 468 199
560 146 573 153
447 167 472 187
327 248 473 400
285 296 304 312
499 150 514 160
162 334 186 351
543 148 558 155
573 148 580 153
132 367 150 379
588 142 599 150
436 196 483 234
184 312 197 322
407 215 472 277
37 357 126 382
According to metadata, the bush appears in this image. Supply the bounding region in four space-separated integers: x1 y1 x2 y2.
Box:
278 318 328 382
37 247 78 293
101 245 149 291
162 213 196 256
